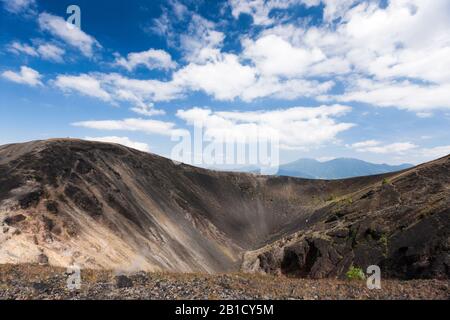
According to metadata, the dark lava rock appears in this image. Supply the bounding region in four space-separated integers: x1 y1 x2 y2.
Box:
116 275 133 288
19 189 43 209
4 214 26 226
38 253 49 265
45 200 59 214
64 184 103 217
32 282 51 294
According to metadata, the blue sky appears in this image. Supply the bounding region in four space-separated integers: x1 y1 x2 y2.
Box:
1 0 449 167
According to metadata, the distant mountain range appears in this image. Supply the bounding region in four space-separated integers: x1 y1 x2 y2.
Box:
228 158 414 179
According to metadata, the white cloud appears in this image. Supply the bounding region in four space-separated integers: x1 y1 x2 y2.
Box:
229 0 359 25
240 77 334 101
350 140 417 154
73 118 187 137
1 0 35 14
52 51 336 111
416 112 433 118
229 0 320 25
130 104 165 117
52 72 181 115
8 41 65 62
102 73 184 107
332 79 450 111
2 66 42 86
229 0 450 111
151 3 225 64
177 105 354 150
150 10 172 37
321 0 359 22
350 139 381 149
8 41 38 56
174 54 256 100
37 43 65 62
48 1 449 111
349 141 449 162
54 74 111 101
242 34 325 78
38 13 100 57
180 14 225 63
320 0 450 111
419 145 450 160
115 49 176 71
84 136 150 152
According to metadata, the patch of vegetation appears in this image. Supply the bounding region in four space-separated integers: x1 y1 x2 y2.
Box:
379 234 389 257
382 178 390 185
346 266 365 281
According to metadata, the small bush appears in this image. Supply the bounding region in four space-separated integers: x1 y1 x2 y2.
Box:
382 178 390 185
379 234 389 256
346 266 365 281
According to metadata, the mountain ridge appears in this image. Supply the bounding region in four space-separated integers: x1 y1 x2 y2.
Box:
228 157 413 179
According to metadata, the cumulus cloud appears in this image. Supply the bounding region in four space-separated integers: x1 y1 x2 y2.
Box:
2 66 42 86
84 136 150 152
174 54 256 100
38 13 100 57
242 34 325 78
227 0 450 112
114 49 177 71
173 51 333 101
47 0 450 115
314 0 450 111
177 105 354 150
73 118 187 137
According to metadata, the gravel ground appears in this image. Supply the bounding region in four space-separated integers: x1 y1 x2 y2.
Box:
0 264 448 300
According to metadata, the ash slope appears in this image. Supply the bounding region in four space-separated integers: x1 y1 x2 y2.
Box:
0 139 448 279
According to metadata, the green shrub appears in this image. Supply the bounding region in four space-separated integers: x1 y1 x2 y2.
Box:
382 178 390 185
379 234 388 257
346 266 365 281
